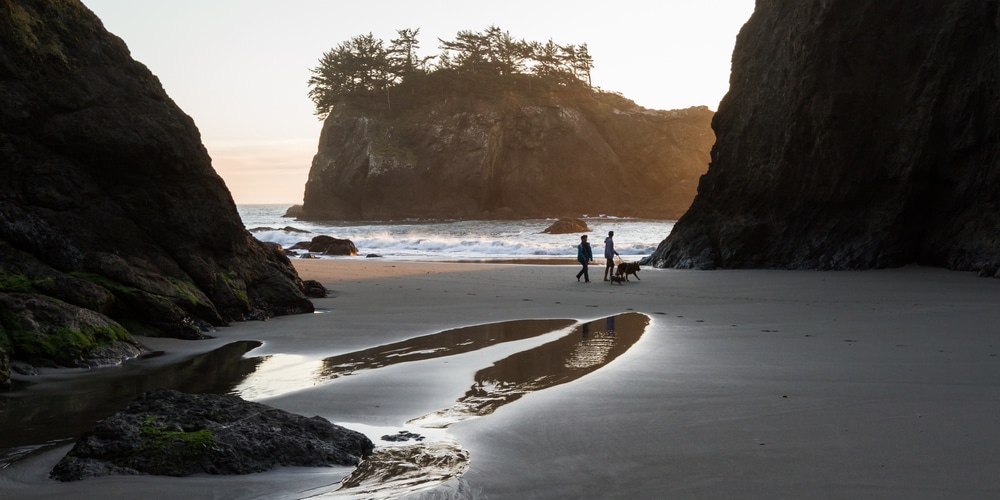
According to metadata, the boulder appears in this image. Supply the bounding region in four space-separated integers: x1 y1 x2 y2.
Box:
649 0 1000 273
50 388 375 480
290 235 359 256
302 279 328 298
542 218 590 234
0 293 144 368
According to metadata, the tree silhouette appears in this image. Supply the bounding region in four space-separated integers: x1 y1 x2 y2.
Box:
308 33 391 118
308 26 594 118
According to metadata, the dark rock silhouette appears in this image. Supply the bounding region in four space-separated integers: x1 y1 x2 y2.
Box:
50 388 374 481
290 235 359 256
302 279 328 298
649 1 1000 275
542 218 590 234
0 0 313 386
282 204 304 218
300 93 714 221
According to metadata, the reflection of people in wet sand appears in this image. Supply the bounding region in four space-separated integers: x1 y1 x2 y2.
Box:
576 235 594 282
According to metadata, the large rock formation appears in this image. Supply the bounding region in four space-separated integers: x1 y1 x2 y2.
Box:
300 91 714 221
649 1 1000 274
50 388 374 481
0 0 313 386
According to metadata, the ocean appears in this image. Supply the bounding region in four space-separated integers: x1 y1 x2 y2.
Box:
238 204 675 262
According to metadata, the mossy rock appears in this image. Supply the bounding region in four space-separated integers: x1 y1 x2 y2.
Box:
51 388 375 480
0 343 10 390
0 292 140 368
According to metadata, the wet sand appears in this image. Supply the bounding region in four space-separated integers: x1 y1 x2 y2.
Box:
3 260 1000 498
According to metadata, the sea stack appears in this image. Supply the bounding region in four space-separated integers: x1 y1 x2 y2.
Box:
649 0 1000 274
300 95 714 221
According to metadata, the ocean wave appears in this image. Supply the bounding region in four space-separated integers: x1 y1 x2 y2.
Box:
239 206 673 260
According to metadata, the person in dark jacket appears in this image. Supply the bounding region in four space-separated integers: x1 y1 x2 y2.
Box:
576 235 594 282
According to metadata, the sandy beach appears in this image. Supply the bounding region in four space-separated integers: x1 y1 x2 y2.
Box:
3 260 1000 499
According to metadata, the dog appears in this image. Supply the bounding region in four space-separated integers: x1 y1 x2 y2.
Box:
609 274 626 285
615 261 641 281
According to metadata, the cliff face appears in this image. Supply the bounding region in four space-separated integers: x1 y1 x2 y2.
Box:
0 0 312 383
300 92 714 221
649 1 1000 274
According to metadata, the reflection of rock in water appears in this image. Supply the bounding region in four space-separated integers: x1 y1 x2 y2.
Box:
336 441 470 498
0 341 264 457
408 313 648 428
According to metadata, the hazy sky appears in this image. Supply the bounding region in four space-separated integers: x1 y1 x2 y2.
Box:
83 1 756 204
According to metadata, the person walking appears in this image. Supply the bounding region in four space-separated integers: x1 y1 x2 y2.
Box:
603 231 619 281
576 234 594 282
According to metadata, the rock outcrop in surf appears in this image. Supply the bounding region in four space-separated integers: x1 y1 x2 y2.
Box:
0 0 313 387
299 91 714 221
648 0 1000 275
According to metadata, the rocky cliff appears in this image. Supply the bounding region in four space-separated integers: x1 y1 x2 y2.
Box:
300 90 714 221
649 1 1000 275
0 0 313 386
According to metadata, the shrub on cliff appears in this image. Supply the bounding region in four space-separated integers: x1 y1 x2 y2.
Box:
308 25 594 119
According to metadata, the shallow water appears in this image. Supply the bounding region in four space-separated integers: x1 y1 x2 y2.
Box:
0 341 263 463
0 313 650 498
330 313 650 498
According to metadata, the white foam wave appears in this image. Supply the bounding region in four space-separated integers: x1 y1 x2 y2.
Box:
240 206 674 260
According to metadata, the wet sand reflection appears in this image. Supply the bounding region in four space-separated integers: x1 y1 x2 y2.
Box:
336 313 649 496
317 319 577 380
408 313 649 428
0 341 263 463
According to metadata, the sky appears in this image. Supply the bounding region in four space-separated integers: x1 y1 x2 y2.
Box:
83 1 756 205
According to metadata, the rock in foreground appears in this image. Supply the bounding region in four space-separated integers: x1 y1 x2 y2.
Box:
50 388 374 481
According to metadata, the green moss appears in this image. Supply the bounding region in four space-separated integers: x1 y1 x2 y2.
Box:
171 281 204 307
0 273 55 293
64 274 187 337
69 271 132 294
6 321 129 363
138 416 215 464
216 272 249 305
4 1 69 63
71 271 209 310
